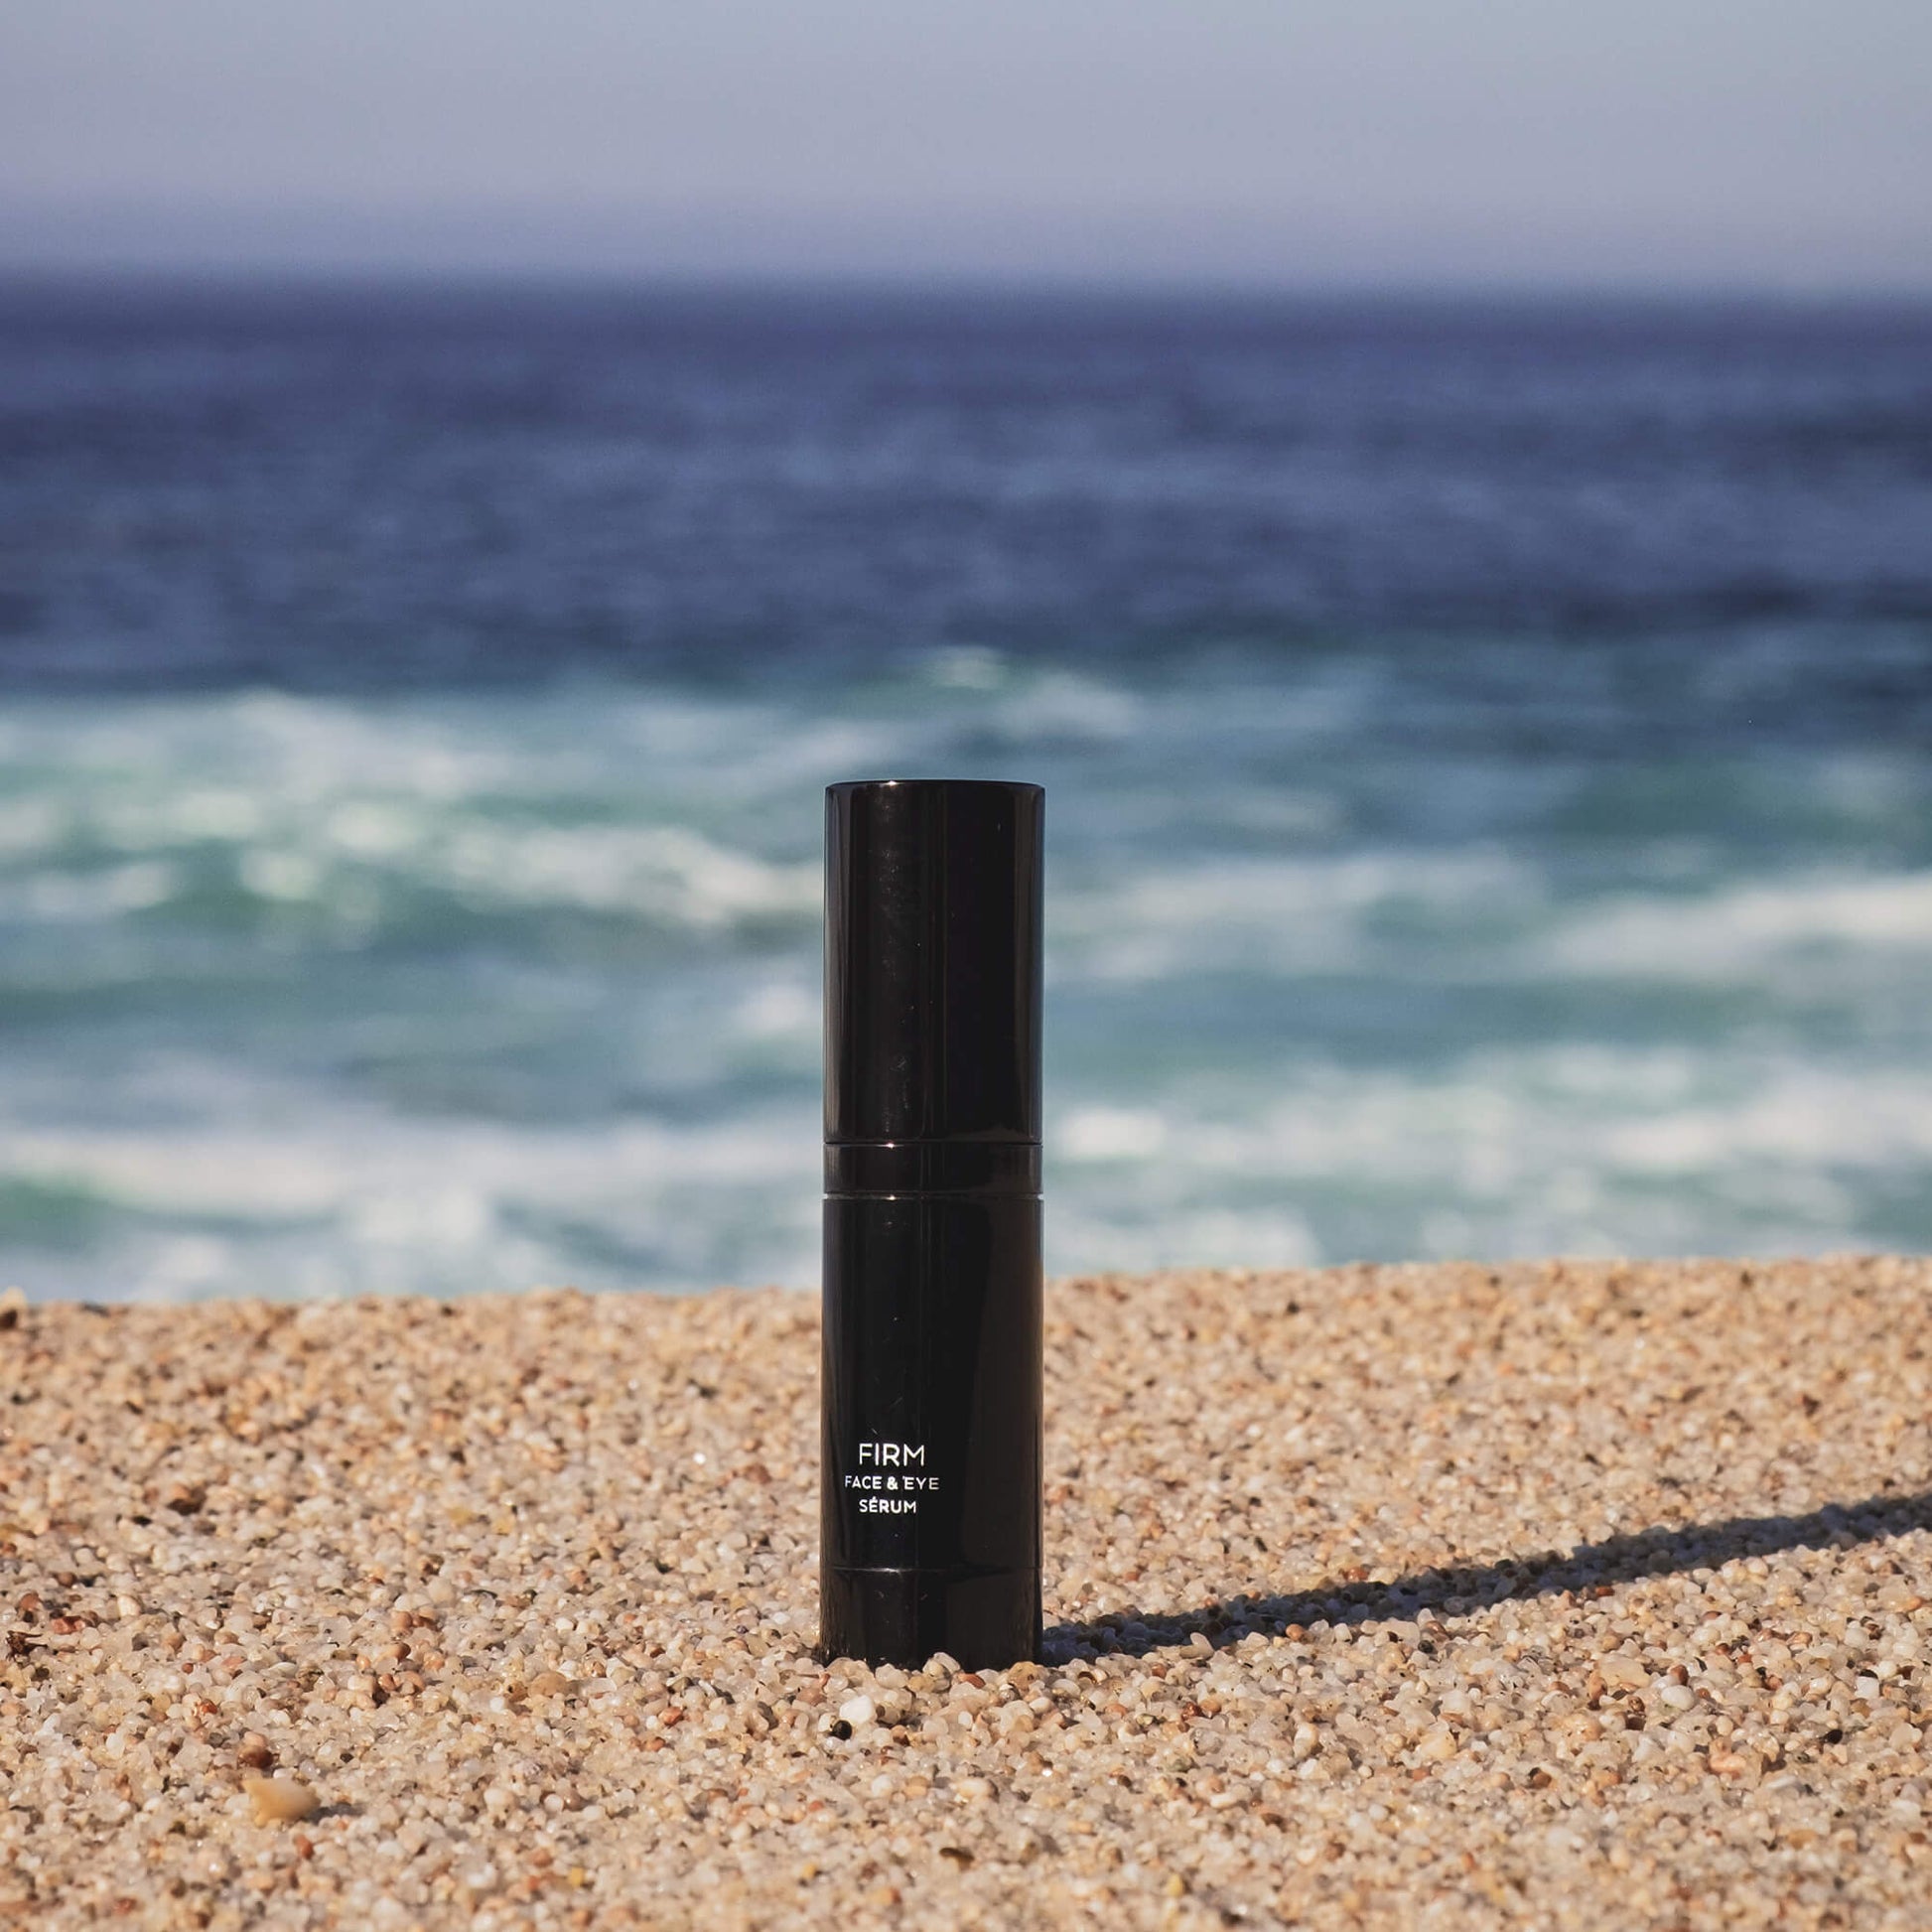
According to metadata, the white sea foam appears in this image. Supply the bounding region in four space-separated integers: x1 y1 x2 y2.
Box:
0 689 825 935
1059 1107 1171 1163
1046 1040 1930 1270
1053 849 1538 982
1050 1202 1321 1275
1544 872 1932 980
925 645 1008 690
0 798 67 860
4 862 177 919
0 1086 821 1302
989 671 1144 745
1146 1049 1932 1190
733 978 819 1042
367 821 819 927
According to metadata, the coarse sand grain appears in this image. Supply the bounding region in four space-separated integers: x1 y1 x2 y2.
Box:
2 1256 1930 1928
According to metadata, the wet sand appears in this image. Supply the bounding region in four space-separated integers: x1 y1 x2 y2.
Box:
2 1256 1929 1928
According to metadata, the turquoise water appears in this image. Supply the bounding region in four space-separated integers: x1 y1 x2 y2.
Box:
2 651 1929 1300
2 289 1929 1298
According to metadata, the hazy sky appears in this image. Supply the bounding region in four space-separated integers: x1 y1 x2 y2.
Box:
4 0 1929 286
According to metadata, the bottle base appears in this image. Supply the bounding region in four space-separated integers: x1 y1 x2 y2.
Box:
819 1566 1039 1670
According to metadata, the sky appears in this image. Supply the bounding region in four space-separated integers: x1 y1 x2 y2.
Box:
3 0 1929 288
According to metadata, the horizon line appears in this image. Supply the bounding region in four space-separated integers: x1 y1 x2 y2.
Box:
5 265 1932 308
4 196 1929 302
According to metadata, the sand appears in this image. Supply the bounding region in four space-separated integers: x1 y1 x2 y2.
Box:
1 1256 1929 1929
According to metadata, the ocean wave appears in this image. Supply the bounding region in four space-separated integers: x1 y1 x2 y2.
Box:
0 861 177 920
1543 871 1932 980
1055 1048 1932 1188
0 690 826 937
1045 1039 1932 1267
1052 849 1540 981
987 671 1145 745
4 666 1931 1300
0 1093 821 1301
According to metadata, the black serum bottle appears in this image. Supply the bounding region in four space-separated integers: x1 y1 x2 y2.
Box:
820 778 1044 1670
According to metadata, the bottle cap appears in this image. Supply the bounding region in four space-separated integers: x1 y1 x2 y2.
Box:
825 778 1043 1151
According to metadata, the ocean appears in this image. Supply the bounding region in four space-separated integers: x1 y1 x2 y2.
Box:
2 283 1929 1301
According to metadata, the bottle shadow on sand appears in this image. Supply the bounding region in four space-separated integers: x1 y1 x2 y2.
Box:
1041 1487 1932 1664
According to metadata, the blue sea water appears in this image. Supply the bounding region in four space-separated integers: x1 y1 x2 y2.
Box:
1 284 1930 1301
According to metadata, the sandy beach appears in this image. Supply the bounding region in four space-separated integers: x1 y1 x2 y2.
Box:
2 1255 1929 1928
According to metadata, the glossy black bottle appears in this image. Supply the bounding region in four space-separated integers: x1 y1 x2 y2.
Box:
820 779 1043 1670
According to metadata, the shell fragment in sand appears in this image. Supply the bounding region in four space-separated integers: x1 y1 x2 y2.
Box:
244 1778 318 1826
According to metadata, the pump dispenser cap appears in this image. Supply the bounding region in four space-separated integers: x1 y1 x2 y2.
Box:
824 779 1044 1156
